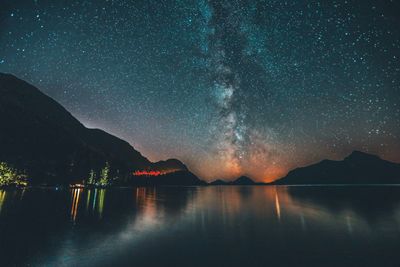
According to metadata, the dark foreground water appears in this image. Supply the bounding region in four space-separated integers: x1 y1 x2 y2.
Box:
1 186 400 267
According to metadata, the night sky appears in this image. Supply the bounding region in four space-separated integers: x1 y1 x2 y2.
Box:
1 0 399 182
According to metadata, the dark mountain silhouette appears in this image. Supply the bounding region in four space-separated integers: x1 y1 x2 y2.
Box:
132 171 206 186
274 151 400 185
209 179 228 185
0 73 198 185
151 158 188 172
208 176 257 185
231 176 256 185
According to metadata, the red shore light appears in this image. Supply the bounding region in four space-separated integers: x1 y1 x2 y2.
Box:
133 170 163 176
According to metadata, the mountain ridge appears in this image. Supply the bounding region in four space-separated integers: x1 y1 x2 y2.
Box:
273 151 400 185
209 176 258 185
0 73 199 185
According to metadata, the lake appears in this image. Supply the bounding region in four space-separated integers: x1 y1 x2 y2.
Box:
1 186 400 267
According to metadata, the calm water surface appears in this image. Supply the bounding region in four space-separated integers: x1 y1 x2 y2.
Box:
0 186 400 267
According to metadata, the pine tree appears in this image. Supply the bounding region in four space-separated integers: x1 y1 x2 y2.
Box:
87 169 96 185
0 162 26 186
99 162 110 186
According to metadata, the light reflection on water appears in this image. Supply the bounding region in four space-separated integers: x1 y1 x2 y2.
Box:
70 188 81 222
275 187 281 221
70 188 108 222
0 190 6 213
0 186 400 267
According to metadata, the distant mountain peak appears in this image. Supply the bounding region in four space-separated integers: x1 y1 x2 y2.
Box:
232 176 255 185
345 150 381 162
152 158 188 172
209 179 228 185
274 151 400 185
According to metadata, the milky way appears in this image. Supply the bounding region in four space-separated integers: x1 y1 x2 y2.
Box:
1 0 399 181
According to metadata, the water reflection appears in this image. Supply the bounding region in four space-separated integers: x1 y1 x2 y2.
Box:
43 187 193 267
97 189 106 218
86 189 91 211
70 188 109 222
67 187 192 224
275 188 281 221
286 185 400 225
70 188 82 222
0 190 6 213
0 186 399 267
0 189 27 216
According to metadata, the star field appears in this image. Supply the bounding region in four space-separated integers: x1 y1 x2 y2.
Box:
1 0 399 181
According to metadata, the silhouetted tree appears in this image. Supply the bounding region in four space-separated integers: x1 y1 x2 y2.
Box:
0 162 27 186
86 169 96 185
99 162 110 186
